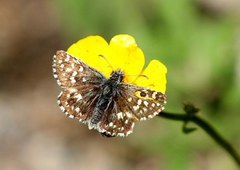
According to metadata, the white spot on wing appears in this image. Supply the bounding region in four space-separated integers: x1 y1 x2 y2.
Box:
118 133 125 137
60 106 65 112
126 131 132 136
69 88 77 93
126 112 132 118
75 94 82 99
66 68 72 72
68 115 74 118
72 71 78 76
144 101 149 107
71 63 75 68
58 91 63 98
71 79 76 83
70 77 76 83
133 105 140 110
117 112 123 119
132 122 135 128
57 80 61 86
138 99 142 105
75 94 82 102
79 66 83 71
140 117 147 121
65 56 70 62
152 91 158 99
75 107 80 113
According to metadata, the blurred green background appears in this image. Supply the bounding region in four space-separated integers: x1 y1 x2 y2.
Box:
0 0 239 169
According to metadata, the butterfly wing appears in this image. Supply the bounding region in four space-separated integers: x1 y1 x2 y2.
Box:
99 96 135 137
58 85 100 122
52 50 105 87
53 50 105 122
120 83 166 121
99 83 166 137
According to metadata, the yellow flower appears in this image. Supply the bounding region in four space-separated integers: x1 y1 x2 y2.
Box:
67 34 167 93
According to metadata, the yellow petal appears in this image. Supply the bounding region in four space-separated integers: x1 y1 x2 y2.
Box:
108 35 145 83
134 60 167 93
67 35 113 77
66 35 167 93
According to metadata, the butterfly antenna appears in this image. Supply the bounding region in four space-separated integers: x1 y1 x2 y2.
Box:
99 55 114 71
123 74 149 79
99 55 148 79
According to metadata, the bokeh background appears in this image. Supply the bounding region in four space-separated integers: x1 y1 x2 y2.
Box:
0 0 239 169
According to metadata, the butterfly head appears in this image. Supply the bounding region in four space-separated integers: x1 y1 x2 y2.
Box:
110 69 124 82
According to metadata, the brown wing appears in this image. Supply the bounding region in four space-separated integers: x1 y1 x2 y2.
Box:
99 95 135 137
119 83 166 121
58 85 100 123
52 50 105 87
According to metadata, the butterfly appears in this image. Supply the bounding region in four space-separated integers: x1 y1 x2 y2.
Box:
52 50 166 137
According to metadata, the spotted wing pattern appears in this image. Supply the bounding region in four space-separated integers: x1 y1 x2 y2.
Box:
121 83 166 120
100 83 166 137
99 95 135 137
57 85 100 123
53 50 105 124
52 50 105 87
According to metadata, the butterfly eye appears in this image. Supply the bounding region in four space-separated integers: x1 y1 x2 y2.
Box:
140 91 147 97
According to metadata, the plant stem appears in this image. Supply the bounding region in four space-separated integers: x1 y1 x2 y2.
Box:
158 111 240 166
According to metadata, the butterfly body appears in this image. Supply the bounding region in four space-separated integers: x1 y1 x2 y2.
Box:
53 50 166 137
89 69 123 129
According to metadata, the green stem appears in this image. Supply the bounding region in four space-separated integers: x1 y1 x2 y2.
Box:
158 111 240 166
